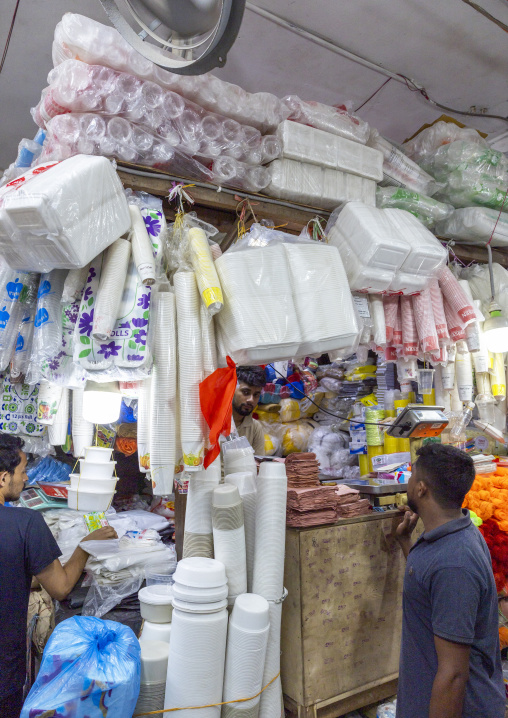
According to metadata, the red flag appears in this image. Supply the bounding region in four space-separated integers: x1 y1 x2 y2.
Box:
200 356 237 468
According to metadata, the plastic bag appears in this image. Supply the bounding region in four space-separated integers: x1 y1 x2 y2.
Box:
281 420 315 455
436 206 508 247
376 186 453 228
283 95 370 144
403 120 486 163
21 615 140 718
376 699 397 718
425 140 508 182
368 129 438 196
82 575 144 618
438 168 508 211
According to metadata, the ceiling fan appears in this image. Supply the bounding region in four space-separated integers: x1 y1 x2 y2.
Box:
98 0 246 74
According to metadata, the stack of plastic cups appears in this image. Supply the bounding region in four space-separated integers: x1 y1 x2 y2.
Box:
188 227 223 316
201 303 218 379
150 291 178 495
365 407 385 471
455 352 473 402
212 485 247 605
37 382 64 425
165 558 229 718
71 388 94 458
252 462 287 718
225 471 257 592
183 459 221 559
223 442 257 477
491 353 506 400
134 640 170 715
33 269 67 361
433 365 451 413
129 204 156 285
93 238 131 341
222 594 270 718
174 272 205 470
48 388 70 446
137 376 152 473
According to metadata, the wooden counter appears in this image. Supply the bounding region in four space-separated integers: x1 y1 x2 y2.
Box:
281 512 421 718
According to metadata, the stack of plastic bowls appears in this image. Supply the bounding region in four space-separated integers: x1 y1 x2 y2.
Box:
140 565 176 643
71 388 94 458
212 485 247 605
165 558 229 718
67 446 117 512
133 639 169 715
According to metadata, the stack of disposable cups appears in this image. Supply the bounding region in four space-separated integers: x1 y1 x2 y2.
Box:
222 594 270 718
252 462 287 718
48 388 70 446
433 365 451 413
165 558 228 718
174 272 205 469
93 238 131 341
137 376 152 473
150 291 178 495
225 471 257 593
71 388 94 458
455 351 473 402
134 640 169 716
183 459 221 558
201 303 218 378
223 442 257 477
32 269 67 361
212 485 247 604
37 382 64 425
441 361 456 392
491 353 506 400
129 204 156 285
188 227 223 316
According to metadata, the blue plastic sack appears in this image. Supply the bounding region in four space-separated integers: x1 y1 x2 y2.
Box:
26 456 72 485
21 616 141 718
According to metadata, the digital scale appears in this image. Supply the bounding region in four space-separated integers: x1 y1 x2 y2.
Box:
18 484 68 511
385 405 449 439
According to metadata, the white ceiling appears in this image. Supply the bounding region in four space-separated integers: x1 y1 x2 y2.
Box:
1 0 508 169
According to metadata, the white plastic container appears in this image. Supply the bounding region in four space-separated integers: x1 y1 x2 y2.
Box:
69 474 117 492
79 460 116 479
140 621 172 643
139 584 174 624
139 640 170 684
67 486 115 511
84 446 114 462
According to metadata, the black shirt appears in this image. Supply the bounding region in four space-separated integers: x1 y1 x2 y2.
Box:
0 504 61 700
396 510 505 718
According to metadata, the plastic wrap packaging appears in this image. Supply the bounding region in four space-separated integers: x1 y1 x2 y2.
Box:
368 129 438 196
129 205 155 285
376 186 453 228
0 373 44 435
0 155 131 272
383 295 399 344
31 269 67 364
438 169 508 212
438 264 476 326
444 298 467 342
266 158 376 210
491 353 506 399
201 304 218 378
0 264 29 371
35 59 282 166
210 156 271 193
403 120 487 164
283 96 370 144
72 388 94 458
187 227 223 316
423 140 508 182
435 207 508 247
370 294 387 347
428 278 450 342
11 306 35 381
52 13 290 132
62 264 90 303
48 387 70 445
455 350 473 401
0 130 46 187
462 262 508 318
276 120 383 180
21 616 140 718
400 295 418 356
412 288 439 353
137 376 151 472
93 238 131 341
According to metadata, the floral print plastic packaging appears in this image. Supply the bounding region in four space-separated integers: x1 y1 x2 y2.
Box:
21 615 140 718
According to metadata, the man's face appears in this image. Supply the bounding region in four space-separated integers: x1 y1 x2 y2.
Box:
0 451 28 502
233 382 262 417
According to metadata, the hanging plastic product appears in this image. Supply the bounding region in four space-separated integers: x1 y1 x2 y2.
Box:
31 269 67 364
21 615 141 718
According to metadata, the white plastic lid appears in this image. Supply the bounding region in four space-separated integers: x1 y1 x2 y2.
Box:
172 596 228 613
213 484 241 508
173 557 227 588
230 593 270 631
139 584 174 606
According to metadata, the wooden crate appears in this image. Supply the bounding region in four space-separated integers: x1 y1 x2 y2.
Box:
281 512 420 717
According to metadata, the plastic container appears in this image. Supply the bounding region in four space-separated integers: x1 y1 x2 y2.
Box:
139 640 170 684
78 460 116 479
84 446 113 462
140 621 172 642
172 581 228 604
258 461 286 479
69 475 117 492
139 584 174 624
145 567 176 587
67 487 115 512
173 556 227 588
416 369 435 395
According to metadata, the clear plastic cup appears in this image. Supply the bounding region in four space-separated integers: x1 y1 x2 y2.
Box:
417 368 435 395
146 566 176 587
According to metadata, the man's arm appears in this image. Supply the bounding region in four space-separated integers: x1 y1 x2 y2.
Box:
429 636 470 718
35 526 117 601
393 507 419 558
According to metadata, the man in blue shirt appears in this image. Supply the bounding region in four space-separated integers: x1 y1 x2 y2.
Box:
0 433 116 718
394 443 505 718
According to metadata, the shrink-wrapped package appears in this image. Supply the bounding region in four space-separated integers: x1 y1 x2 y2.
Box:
283 95 370 143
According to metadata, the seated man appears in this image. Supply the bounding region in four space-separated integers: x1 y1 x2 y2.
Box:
232 365 266 456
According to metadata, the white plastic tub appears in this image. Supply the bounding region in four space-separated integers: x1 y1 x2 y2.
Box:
70 474 117 492
79 460 116 479
67 486 115 512
84 446 114 463
139 585 174 624
140 621 172 643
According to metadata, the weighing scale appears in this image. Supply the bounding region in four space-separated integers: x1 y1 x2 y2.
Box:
385 404 448 439
19 484 68 511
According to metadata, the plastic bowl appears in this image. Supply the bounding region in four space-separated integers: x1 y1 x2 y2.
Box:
139 640 170 684
67 487 115 512
139 585 174 624
79 460 116 479
140 621 172 642
173 557 227 589
84 446 114 463
70 474 117 492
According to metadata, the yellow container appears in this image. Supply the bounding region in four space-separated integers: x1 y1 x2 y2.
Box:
359 453 369 476
398 437 411 453
385 409 396 418
367 444 384 471
394 398 409 415
383 431 399 454
423 390 436 406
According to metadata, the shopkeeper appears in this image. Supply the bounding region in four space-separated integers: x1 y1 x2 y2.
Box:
232 366 266 456
0 433 117 718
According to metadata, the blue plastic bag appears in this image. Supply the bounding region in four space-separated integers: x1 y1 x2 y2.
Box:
26 456 72 485
21 616 141 718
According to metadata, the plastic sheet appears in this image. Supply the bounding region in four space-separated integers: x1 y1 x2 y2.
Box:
276 120 383 180
283 96 370 144
376 186 453 228
424 140 508 182
0 155 131 272
62 264 90 303
403 120 487 164
52 13 290 132
21 615 140 718
438 169 508 212
266 158 376 210
436 206 508 247
368 129 438 196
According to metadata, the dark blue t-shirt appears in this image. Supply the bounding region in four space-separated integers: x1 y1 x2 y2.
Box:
396 510 505 718
0 504 61 700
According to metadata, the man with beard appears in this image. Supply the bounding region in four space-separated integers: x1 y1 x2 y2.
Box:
232 365 266 456
394 443 504 718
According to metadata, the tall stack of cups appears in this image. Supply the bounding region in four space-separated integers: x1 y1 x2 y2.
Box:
212 485 247 604
224 472 257 592
92 238 132 341
71 388 94 458
48 388 70 446
165 558 229 718
183 459 221 559
133 640 169 715
137 376 152 473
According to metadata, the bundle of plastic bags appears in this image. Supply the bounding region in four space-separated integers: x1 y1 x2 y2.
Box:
403 120 487 164
368 129 438 196
283 96 370 144
436 207 508 246
376 186 453 228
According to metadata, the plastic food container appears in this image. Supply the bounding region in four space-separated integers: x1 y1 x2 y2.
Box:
67 487 115 512
140 621 172 642
139 585 174 624
79 460 116 479
145 567 176 587
70 475 117 492
84 446 114 462
139 640 170 683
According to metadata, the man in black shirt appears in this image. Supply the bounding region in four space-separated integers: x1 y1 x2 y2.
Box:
0 433 117 717
394 443 505 718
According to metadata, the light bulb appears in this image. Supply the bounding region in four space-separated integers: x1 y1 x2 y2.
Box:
483 303 508 354
82 381 122 424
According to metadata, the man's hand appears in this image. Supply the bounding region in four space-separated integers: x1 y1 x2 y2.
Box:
393 506 419 558
81 526 118 542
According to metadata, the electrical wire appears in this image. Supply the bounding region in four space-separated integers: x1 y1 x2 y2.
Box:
0 0 21 76
354 78 391 113
460 0 508 33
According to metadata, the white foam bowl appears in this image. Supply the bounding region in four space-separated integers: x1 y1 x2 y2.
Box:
84 446 114 462
139 584 174 624
79 460 116 479
70 474 117 492
67 487 115 512
140 621 172 643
